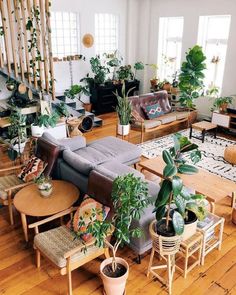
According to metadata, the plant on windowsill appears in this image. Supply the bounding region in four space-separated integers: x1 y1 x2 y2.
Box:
178 45 206 123
114 83 134 136
133 61 144 80
154 133 207 241
86 173 151 295
212 96 233 113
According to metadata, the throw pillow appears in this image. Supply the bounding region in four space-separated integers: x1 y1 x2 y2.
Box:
142 103 164 119
69 195 110 242
18 156 47 182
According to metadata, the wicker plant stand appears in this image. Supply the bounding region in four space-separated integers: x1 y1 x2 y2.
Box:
175 232 202 278
147 220 182 295
197 212 225 265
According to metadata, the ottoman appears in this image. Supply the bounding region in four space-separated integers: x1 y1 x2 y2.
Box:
224 146 236 165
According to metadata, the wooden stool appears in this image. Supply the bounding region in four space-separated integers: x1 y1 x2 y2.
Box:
190 121 217 143
224 146 236 165
147 221 182 295
175 232 202 278
66 118 83 138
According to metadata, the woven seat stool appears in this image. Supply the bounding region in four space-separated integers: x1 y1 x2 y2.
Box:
147 220 182 295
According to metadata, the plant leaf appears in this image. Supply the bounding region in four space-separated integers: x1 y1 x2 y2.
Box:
178 164 198 175
172 211 184 235
174 195 186 215
172 176 183 196
155 179 172 208
162 150 174 165
163 164 177 178
155 205 166 221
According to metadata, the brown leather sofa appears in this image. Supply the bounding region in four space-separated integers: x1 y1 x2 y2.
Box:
129 91 190 142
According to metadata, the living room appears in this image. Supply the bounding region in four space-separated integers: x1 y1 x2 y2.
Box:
0 0 236 294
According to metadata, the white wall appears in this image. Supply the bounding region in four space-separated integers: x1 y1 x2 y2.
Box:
140 0 236 118
52 0 129 100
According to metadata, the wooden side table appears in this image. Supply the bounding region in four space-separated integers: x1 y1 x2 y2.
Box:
175 232 202 278
197 212 224 265
14 180 79 242
189 121 217 143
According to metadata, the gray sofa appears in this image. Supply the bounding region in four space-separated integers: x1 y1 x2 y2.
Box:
41 132 159 259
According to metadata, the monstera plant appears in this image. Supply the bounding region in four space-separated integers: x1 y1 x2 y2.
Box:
154 133 207 238
178 45 206 109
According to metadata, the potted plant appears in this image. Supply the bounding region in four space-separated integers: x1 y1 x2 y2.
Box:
105 51 123 81
171 71 179 95
90 55 109 85
87 174 151 295
154 133 207 240
35 174 53 198
133 61 144 80
54 102 70 120
213 96 233 113
114 83 134 136
64 84 92 112
31 110 59 137
178 45 206 124
146 64 159 88
116 65 133 82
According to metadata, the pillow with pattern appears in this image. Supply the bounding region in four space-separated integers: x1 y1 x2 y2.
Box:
142 103 164 119
68 195 110 243
18 156 47 182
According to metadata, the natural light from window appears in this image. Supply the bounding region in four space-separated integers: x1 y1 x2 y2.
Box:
197 15 231 94
95 13 119 56
51 12 80 58
157 17 184 82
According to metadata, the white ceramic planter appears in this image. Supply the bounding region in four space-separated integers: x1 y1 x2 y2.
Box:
31 124 44 137
13 141 26 154
38 183 53 198
100 257 129 295
117 124 130 136
182 219 198 241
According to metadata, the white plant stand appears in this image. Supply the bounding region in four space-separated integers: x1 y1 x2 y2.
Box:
197 212 225 265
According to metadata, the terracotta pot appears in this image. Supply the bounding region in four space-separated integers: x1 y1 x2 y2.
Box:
118 124 130 136
219 103 228 113
83 103 92 113
100 257 129 295
188 110 198 125
163 82 171 92
150 79 158 88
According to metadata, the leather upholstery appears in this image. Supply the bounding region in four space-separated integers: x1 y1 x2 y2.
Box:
129 91 171 119
35 138 60 177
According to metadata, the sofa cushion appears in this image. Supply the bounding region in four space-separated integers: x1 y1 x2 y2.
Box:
88 136 142 164
142 103 164 119
63 149 96 175
95 160 144 180
74 146 113 165
158 113 177 124
132 119 162 130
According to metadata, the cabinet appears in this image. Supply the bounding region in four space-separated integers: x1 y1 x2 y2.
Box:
212 111 236 130
90 80 140 115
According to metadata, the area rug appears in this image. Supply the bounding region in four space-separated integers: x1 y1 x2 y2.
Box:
138 129 236 182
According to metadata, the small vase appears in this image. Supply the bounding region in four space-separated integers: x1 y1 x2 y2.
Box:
38 183 53 198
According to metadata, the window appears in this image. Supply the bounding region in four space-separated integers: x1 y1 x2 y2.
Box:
51 12 80 58
197 15 231 93
95 13 119 55
157 17 184 81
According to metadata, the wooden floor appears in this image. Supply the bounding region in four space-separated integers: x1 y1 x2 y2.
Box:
0 113 236 295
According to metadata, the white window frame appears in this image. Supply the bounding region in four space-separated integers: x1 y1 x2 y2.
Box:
197 15 231 94
95 13 119 56
51 11 80 58
157 17 184 81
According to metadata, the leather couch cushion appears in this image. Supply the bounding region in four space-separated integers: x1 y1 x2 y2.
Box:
95 160 144 180
88 136 142 164
63 149 96 175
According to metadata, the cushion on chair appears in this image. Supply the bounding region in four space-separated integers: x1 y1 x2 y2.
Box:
18 157 47 182
68 195 110 242
142 103 164 119
34 225 101 268
0 175 23 200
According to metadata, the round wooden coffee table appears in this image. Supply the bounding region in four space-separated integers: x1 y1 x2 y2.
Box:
14 180 79 242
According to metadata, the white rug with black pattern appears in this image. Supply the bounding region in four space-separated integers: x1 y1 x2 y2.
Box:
138 129 236 182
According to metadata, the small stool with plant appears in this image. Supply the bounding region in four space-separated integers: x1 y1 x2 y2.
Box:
148 133 207 294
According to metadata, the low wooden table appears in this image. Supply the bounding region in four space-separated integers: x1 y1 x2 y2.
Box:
14 180 79 242
139 156 236 212
190 121 217 143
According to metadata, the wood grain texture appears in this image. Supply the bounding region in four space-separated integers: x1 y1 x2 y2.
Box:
0 113 236 294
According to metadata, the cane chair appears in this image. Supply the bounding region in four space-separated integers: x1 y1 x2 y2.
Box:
0 138 59 225
147 220 182 295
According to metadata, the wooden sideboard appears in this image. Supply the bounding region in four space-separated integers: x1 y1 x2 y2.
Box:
212 111 236 131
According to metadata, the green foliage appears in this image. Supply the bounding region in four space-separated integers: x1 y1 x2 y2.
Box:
90 56 109 84
54 102 70 118
116 65 133 80
34 174 51 185
178 45 206 108
64 84 90 100
206 85 219 98
213 96 233 109
36 110 59 128
115 83 133 125
87 173 151 272
154 133 207 236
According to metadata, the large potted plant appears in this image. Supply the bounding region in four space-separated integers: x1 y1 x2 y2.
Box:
178 45 206 124
114 83 134 136
154 133 207 240
87 174 150 295
213 96 233 113
31 110 59 137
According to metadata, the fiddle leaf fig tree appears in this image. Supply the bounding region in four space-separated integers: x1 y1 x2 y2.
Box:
154 133 207 235
87 174 151 273
178 45 207 109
